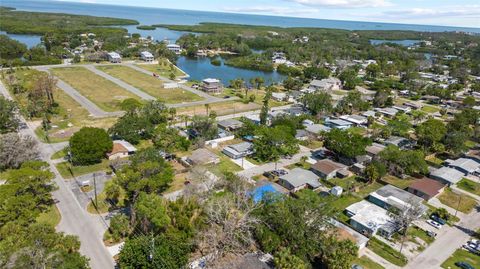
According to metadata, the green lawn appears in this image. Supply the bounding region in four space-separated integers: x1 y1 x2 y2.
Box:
438 188 477 214
36 204 61 227
55 159 110 179
330 194 362 212
353 256 385 269
96 65 202 103
135 59 186 78
367 237 408 267
51 148 68 160
421 105 440 113
208 155 242 177
457 178 480 196
381 175 414 190
408 226 435 245
328 176 383 198
52 67 140 111
441 249 480 269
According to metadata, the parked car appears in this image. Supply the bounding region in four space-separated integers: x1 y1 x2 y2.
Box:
427 231 437 237
263 169 287 179
351 265 364 269
455 261 475 269
426 219 442 229
430 214 447 225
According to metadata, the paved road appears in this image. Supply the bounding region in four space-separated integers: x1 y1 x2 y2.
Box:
405 207 480 269
84 65 156 101
126 63 222 102
0 81 115 269
35 66 124 118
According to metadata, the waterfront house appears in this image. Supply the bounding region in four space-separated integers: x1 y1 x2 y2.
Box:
166 44 181 55
107 52 121 63
140 51 154 62
201 78 223 94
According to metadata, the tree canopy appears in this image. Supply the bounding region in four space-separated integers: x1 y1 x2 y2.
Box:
69 127 113 165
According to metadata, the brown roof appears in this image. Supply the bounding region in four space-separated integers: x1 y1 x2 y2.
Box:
107 142 128 156
311 159 346 174
408 177 445 197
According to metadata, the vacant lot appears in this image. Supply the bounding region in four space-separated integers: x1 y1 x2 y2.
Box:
96 65 201 103
136 58 186 78
438 188 477 213
52 67 139 111
176 100 260 116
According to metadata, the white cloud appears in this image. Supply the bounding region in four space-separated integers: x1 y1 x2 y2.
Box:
286 0 392 8
382 5 480 19
223 6 318 16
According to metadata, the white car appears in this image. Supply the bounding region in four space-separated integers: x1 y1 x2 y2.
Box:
426 219 442 229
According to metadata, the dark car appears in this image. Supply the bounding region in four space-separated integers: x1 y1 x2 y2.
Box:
455 261 475 269
430 214 447 225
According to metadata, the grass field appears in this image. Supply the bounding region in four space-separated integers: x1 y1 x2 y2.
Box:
381 175 414 190
55 159 110 179
438 188 477 214
421 105 440 113
441 249 480 269
457 178 480 196
176 100 260 117
51 148 68 160
52 67 140 111
96 65 202 103
368 237 408 267
353 256 384 269
135 59 186 78
36 204 61 227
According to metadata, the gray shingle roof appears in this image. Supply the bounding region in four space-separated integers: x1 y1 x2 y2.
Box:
280 168 320 189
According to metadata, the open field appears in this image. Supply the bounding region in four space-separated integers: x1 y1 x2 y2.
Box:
96 65 202 103
441 249 480 269
36 87 118 142
438 188 477 214
51 67 140 111
176 100 260 116
135 58 186 78
55 159 111 179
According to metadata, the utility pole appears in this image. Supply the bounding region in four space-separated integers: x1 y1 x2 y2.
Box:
93 173 98 208
455 194 462 217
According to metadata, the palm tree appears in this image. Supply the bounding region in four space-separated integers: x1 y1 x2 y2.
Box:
204 104 210 116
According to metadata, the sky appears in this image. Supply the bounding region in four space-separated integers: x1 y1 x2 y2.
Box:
59 0 480 28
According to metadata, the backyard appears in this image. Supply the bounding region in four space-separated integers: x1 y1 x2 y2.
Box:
52 67 140 111
96 65 202 103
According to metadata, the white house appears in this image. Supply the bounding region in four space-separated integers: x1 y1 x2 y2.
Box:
166 44 181 55
107 140 137 160
140 51 154 62
107 52 122 63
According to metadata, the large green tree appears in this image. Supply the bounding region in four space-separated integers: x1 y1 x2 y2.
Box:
323 129 372 159
69 127 113 165
378 145 428 176
0 97 19 134
253 125 299 162
416 118 446 152
302 92 333 116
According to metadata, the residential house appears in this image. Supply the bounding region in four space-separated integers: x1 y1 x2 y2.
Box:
107 52 121 63
295 129 309 141
339 115 368 126
345 200 396 238
362 110 376 118
305 124 331 135
166 44 181 55
310 159 348 180
385 136 415 150
271 92 287 101
217 118 243 131
140 51 154 62
375 107 398 118
392 105 412 114
245 114 261 125
407 177 446 201
430 166 464 186
325 118 353 130
309 78 341 92
222 142 254 159
365 143 386 157
403 102 423 110
278 168 321 192
368 185 428 216
445 158 480 176
107 140 137 160
186 148 220 166
201 78 223 94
